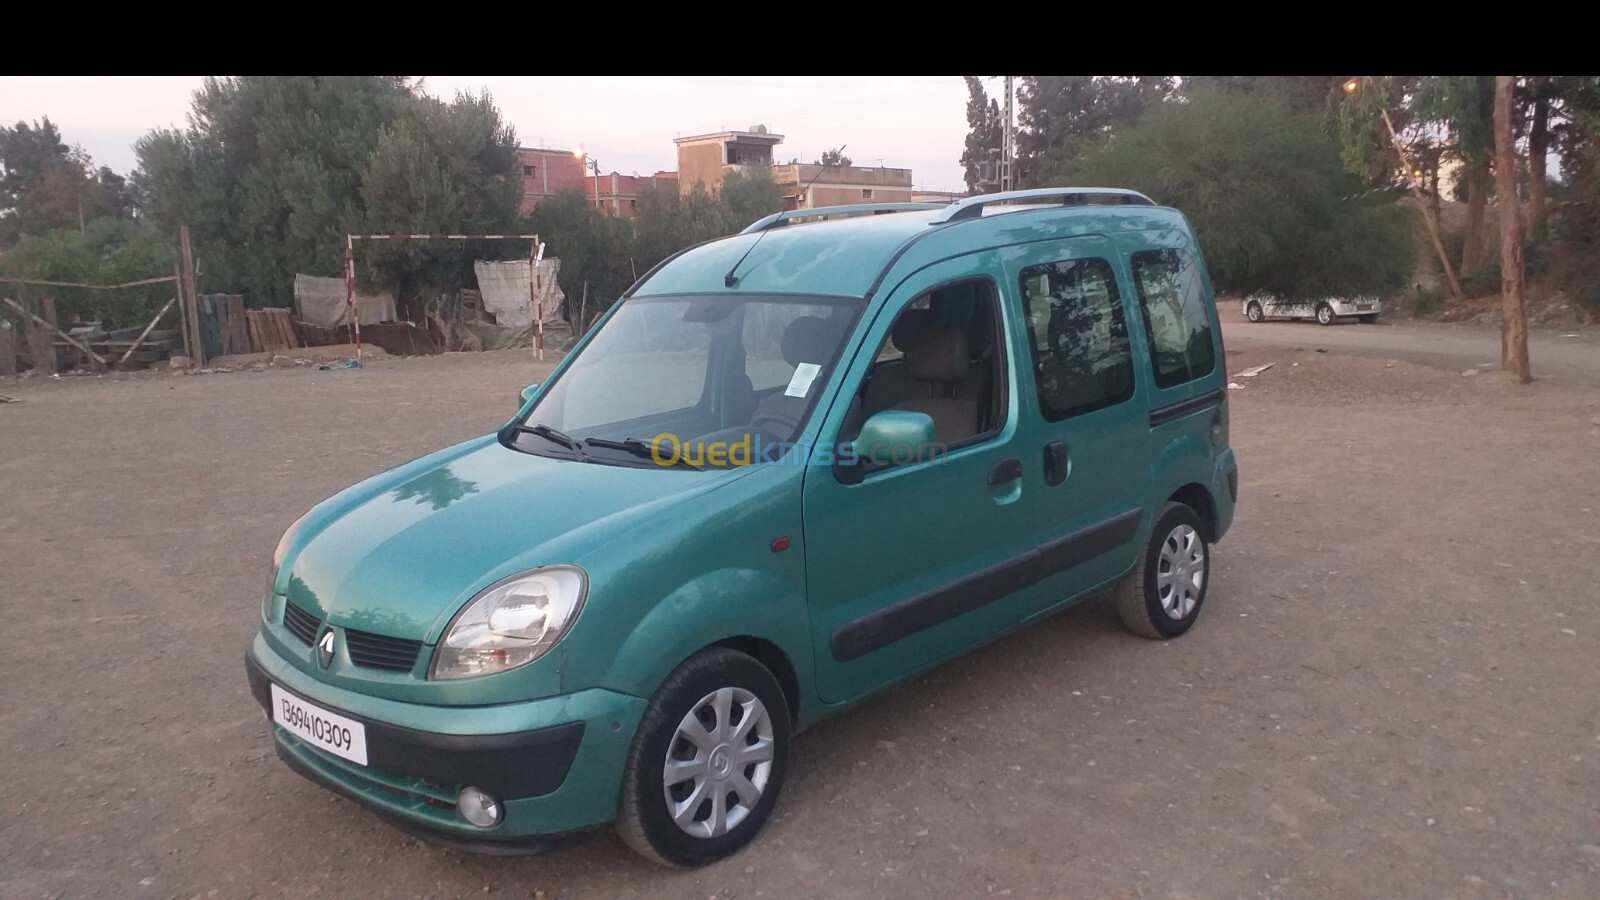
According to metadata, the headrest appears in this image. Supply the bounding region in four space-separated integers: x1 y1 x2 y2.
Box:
780 316 837 368
902 322 970 383
890 309 929 353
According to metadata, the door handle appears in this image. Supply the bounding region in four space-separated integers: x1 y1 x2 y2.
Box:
1043 441 1068 486
987 456 1023 486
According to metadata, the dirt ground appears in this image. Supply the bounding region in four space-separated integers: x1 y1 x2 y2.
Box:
3 329 1600 899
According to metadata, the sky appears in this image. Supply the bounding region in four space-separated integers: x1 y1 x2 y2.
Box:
0 76 974 192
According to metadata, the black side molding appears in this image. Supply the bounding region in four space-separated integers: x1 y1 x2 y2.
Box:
830 508 1143 662
1149 388 1225 428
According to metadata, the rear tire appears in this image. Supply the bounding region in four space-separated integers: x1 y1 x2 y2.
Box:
1358 314 1380 324
1316 303 1335 326
1246 301 1264 323
1113 502 1212 640
616 647 792 867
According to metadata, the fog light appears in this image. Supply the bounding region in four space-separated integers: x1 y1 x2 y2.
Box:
457 786 502 828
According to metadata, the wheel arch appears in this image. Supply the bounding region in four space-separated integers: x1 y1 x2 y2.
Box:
709 636 803 728
1167 482 1218 542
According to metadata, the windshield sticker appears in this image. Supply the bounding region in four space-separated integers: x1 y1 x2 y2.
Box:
784 363 822 398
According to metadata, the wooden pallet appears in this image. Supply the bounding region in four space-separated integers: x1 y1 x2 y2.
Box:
246 307 299 353
199 295 251 358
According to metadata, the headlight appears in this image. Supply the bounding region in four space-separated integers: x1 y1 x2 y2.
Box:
431 566 587 680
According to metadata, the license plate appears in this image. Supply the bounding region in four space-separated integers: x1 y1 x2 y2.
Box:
271 684 368 766
1357 303 1373 311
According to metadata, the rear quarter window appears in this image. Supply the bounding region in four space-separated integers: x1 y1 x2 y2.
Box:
1130 248 1216 389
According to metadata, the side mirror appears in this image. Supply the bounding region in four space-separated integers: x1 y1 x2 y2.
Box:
834 410 938 484
518 383 542 407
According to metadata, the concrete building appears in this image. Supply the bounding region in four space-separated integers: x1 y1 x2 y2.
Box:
674 127 785 193
769 163 915 211
913 189 966 206
517 148 588 213
583 171 679 218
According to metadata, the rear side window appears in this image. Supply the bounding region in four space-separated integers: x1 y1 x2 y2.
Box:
1018 257 1134 421
1131 249 1215 388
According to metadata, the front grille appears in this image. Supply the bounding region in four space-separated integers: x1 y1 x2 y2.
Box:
282 601 321 645
345 627 423 673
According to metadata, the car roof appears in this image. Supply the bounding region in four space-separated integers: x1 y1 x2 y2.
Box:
631 200 1192 300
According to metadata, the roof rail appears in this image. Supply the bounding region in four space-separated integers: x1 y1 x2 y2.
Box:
929 187 1156 224
740 202 947 235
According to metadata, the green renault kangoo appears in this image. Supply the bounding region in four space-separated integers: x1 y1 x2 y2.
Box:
247 187 1238 866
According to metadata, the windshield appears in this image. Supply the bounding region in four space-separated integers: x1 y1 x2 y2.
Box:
515 294 862 468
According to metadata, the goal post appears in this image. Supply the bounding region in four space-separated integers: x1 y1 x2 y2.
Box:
343 233 548 362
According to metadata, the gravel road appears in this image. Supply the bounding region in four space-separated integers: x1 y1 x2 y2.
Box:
3 345 1598 898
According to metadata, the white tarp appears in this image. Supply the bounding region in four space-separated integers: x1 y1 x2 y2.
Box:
293 274 397 328
474 259 565 327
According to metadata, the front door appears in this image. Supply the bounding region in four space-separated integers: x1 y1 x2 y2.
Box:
802 252 1035 703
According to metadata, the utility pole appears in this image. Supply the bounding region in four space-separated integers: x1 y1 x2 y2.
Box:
1001 75 1015 192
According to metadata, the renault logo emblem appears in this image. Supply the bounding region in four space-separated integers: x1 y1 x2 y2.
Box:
317 630 335 668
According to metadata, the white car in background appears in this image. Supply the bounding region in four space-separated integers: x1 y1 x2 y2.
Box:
1243 293 1382 325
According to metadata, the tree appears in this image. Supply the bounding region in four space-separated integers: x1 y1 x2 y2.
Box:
1413 76 1496 273
133 76 421 306
720 165 781 228
0 118 69 211
528 189 636 311
1494 76 1531 383
359 90 523 313
960 76 1001 193
1525 76 1552 237
815 147 852 168
1016 76 1175 186
1186 75 1345 115
1054 86 1413 299
1330 76 1465 302
0 118 129 245
631 181 735 272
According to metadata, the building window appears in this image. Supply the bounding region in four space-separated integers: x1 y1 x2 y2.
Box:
862 188 874 199
523 165 535 176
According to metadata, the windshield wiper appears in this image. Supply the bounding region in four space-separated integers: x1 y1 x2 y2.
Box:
514 422 587 459
584 436 702 470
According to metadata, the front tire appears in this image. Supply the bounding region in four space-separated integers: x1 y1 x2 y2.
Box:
1316 303 1335 326
1113 502 1212 639
616 647 792 867
1246 301 1264 323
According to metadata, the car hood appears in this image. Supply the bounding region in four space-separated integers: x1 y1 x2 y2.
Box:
283 437 736 642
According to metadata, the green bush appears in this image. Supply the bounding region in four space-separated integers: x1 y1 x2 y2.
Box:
1053 85 1414 301
1411 284 1445 314
0 219 176 327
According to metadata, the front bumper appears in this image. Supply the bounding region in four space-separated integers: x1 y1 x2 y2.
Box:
246 633 647 852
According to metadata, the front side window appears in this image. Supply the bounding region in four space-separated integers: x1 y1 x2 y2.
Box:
1131 248 1216 388
1018 258 1134 420
847 279 1006 448
519 295 859 466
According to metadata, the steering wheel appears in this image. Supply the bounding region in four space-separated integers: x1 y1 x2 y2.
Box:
747 410 797 440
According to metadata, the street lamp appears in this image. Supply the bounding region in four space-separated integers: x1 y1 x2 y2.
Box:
1343 78 1360 95
573 150 601 212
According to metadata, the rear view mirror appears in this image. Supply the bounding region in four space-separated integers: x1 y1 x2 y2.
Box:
835 410 939 484
518 383 541 407
855 410 937 466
